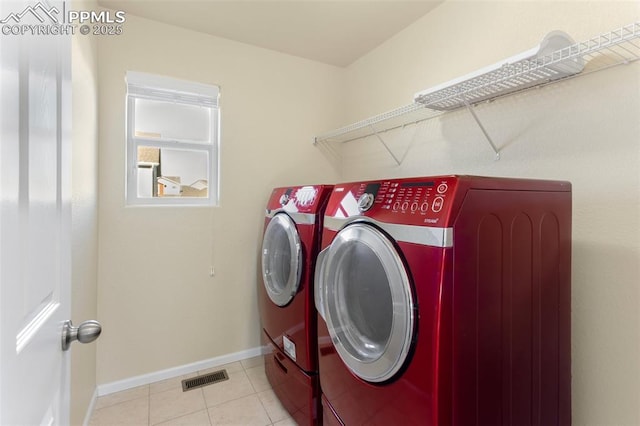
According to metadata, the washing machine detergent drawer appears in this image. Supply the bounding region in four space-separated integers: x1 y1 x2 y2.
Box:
264 332 320 425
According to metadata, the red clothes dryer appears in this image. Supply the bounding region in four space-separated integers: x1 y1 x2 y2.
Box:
315 176 572 425
259 185 333 425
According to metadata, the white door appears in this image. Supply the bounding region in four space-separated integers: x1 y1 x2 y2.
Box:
0 0 72 423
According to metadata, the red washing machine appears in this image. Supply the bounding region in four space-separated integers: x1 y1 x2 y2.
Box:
315 176 572 425
259 185 333 425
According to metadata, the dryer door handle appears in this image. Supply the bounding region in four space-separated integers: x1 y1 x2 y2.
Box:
314 247 329 320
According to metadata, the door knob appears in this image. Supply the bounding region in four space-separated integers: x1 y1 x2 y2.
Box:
61 320 102 351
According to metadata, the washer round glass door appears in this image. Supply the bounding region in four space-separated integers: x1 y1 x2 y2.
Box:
261 213 302 307
320 222 414 383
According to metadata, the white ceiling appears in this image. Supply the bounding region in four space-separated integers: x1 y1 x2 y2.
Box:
97 0 443 67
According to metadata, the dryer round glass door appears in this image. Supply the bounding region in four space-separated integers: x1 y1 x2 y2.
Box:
261 213 302 306
319 223 415 383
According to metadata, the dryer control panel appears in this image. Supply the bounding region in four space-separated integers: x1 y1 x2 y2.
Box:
327 176 459 227
266 185 333 214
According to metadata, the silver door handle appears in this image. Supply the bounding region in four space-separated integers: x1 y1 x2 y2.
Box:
61 320 102 351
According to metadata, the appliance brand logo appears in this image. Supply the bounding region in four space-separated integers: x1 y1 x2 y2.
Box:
1 1 126 36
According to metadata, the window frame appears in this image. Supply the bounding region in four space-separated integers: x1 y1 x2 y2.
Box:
125 72 220 206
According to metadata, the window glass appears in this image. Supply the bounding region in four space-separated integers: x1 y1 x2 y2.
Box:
135 147 209 198
262 214 301 306
264 224 293 295
333 241 393 361
134 98 210 144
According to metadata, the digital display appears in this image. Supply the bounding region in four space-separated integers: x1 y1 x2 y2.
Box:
400 182 435 188
364 183 381 195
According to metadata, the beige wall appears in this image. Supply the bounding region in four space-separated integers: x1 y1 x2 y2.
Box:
90 2 639 423
96 13 342 384
340 1 640 424
70 0 100 424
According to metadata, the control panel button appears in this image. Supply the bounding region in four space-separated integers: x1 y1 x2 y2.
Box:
420 202 429 212
279 194 290 206
401 202 409 211
432 196 444 212
393 201 400 211
357 193 375 212
411 202 418 212
437 183 448 194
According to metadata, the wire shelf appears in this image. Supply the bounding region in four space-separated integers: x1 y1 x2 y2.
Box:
314 103 440 144
314 22 640 146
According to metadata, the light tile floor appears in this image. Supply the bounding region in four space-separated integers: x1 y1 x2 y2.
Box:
89 356 296 426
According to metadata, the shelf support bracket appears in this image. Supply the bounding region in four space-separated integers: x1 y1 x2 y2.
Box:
459 93 501 160
369 124 402 165
398 121 424 165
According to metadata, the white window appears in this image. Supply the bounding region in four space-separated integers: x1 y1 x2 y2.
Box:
126 71 220 206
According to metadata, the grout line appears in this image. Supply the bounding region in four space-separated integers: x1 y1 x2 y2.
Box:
200 388 211 426
92 394 150 413
247 374 259 394
148 383 208 426
203 388 214 426
87 394 151 426
204 392 258 410
256 391 275 424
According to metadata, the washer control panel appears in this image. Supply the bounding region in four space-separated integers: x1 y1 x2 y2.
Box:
327 176 458 226
386 181 449 214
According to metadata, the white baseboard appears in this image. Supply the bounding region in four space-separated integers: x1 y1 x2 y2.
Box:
96 346 263 396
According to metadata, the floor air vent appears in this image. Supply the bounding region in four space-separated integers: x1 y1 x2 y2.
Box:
182 370 229 391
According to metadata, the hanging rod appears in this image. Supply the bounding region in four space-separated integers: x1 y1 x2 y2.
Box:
313 103 438 145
